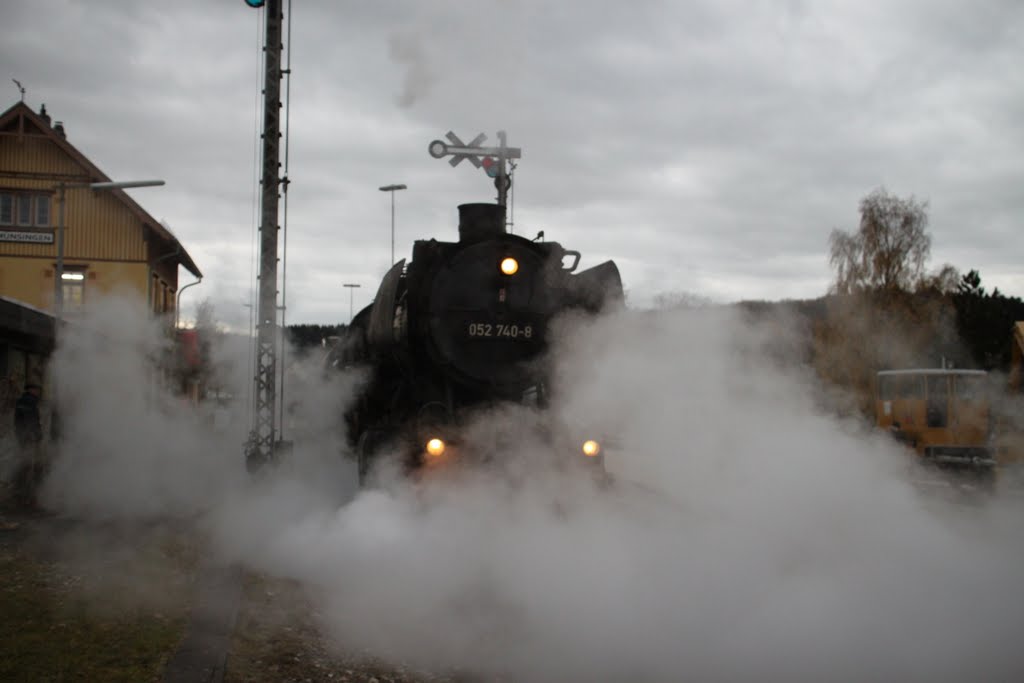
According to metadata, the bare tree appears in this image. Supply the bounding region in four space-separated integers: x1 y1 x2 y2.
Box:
194 298 220 335
918 263 961 294
829 188 931 294
190 298 226 400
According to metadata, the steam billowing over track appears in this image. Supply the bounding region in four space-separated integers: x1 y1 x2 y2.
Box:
32 295 1024 682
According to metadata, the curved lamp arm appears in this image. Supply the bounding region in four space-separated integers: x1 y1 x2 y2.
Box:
174 277 202 329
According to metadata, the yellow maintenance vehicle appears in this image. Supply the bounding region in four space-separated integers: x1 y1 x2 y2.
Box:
993 322 1024 466
875 368 995 470
1009 322 1024 393
875 323 1024 482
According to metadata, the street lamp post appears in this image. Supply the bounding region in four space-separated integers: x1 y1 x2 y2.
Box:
174 277 202 330
48 179 164 449
54 179 165 329
343 283 361 323
378 183 407 265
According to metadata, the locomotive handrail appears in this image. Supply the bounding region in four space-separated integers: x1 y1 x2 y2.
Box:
562 250 581 272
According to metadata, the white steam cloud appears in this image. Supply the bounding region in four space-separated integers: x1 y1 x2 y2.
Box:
38 294 1024 681
41 296 246 518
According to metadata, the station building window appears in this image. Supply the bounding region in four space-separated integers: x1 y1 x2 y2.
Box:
0 192 51 227
161 281 170 314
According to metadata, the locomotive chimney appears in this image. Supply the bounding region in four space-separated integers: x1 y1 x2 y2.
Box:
457 203 506 243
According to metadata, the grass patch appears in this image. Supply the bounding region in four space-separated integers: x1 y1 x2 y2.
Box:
0 516 199 682
226 572 451 683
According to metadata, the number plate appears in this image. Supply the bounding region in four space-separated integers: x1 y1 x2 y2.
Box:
466 322 535 340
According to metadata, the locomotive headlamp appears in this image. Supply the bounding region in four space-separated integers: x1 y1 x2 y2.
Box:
500 257 519 276
425 438 446 457
582 440 601 457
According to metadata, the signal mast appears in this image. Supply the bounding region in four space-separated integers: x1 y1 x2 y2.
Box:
427 130 521 209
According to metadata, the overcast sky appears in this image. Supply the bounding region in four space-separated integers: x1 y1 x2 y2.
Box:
3 0 1022 325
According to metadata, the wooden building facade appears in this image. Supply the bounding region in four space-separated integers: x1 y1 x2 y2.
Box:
0 101 201 319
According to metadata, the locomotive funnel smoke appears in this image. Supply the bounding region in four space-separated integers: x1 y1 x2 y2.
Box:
389 31 436 108
215 303 1024 682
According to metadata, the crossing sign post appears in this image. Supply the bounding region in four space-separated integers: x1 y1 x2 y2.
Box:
428 130 521 207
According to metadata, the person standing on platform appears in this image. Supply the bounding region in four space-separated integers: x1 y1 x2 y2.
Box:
12 382 44 508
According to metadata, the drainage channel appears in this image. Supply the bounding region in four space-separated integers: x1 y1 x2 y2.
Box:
162 561 243 683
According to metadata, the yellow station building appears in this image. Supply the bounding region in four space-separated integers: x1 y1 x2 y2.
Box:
0 101 201 319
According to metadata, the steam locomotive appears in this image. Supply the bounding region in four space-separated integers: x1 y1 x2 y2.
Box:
329 202 623 484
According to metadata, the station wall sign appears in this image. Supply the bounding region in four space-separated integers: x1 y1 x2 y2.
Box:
0 229 55 244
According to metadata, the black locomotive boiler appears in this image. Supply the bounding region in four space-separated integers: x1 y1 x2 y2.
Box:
330 202 623 483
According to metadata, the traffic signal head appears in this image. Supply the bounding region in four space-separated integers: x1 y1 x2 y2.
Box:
481 156 499 178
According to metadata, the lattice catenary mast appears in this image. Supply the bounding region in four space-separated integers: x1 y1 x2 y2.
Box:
245 0 287 469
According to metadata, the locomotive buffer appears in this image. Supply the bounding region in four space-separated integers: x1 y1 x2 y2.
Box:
428 131 521 207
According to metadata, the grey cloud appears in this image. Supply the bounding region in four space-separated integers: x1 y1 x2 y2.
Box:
1 0 1021 322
